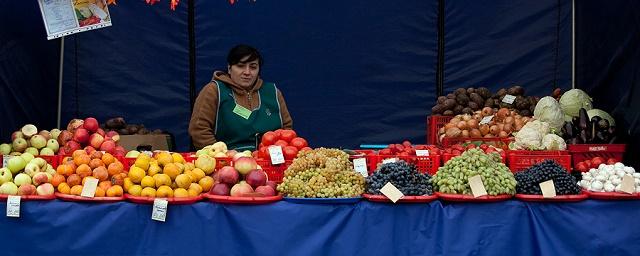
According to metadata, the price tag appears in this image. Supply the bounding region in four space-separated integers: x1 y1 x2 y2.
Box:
2 155 11 168
620 175 635 194
151 198 168 222
480 115 494 125
415 150 430 156
539 180 557 198
352 158 368 177
468 175 487 198
502 94 516 104
80 177 99 198
268 146 285 165
380 182 404 203
6 195 20 218
382 158 398 164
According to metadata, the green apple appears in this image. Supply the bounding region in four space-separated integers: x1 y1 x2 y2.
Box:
50 129 61 140
20 152 34 163
24 162 41 177
0 143 11 155
25 147 39 156
30 135 47 149
125 150 140 158
30 158 47 169
45 164 56 176
7 156 27 174
0 168 12 185
40 148 55 156
0 182 18 195
13 173 31 187
46 139 59 152
12 138 27 153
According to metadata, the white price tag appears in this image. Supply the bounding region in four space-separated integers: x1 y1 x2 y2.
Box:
268 146 285 165
152 199 168 222
2 155 11 168
539 180 557 198
380 182 404 203
502 94 516 104
6 195 20 218
468 175 488 198
479 115 494 125
415 150 430 156
80 177 99 198
382 158 398 164
352 158 368 177
620 175 635 194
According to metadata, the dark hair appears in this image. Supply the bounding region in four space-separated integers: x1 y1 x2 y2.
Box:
227 44 263 67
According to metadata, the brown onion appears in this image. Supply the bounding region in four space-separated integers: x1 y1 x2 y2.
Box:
484 134 495 138
490 125 499 135
497 123 505 131
504 116 514 124
467 119 479 129
462 114 472 121
470 129 482 138
451 117 461 124
445 123 456 130
503 123 513 134
456 121 468 130
496 108 510 120
514 118 524 129
498 131 509 138
446 127 462 137
461 130 470 138
482 107 494 116
479 124 490 136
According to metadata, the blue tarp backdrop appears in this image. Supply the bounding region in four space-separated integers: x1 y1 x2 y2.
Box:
1 0 637 155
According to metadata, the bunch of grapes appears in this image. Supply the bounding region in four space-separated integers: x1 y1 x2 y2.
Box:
366 161 433 196
514 160 581 195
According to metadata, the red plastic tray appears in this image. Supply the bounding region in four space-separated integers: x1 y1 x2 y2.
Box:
0 194 56 201
124 194 203 205
568 144 626 168
584 190 640 200
441 137 513 149
427 115 453 145
362 194 438 203
367 154 441 175
55 192 124 202
507 150 572 173
515 192 589 202
203 193 283 204
0 154 60 168
435 192 513 202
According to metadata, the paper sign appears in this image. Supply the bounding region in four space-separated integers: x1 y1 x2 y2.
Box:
502 94 516 104
380 182 404 203
6 196 20 218
37 0 112 40
468 175 487 198
232 104 252 119
268 146 285 165
2 155 10 168
80 177 99 198
352 158 368 177
480 115 494 125
620 175 635 194
382 158 398 164
152 199 168 222
539 180 557 198
415 150 430 156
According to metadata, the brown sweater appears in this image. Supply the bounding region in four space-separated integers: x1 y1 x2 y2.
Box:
188 71 293 149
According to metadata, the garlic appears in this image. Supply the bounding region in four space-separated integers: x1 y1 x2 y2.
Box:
633 173 640 179
612 178 622 186
615 184 622 192
580 180 590 188
614 163 625 170
590 180 604 191
616 170 626 178
604 183 615 192
595 175 607 182
625 167 636 174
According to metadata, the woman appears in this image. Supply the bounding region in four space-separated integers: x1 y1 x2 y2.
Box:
189 45 293 151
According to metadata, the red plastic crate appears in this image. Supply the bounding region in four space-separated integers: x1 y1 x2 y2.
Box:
256 159 292 183
366 154 441 175
441 137 513 149
427 115 453 145
568 144 626 168
507 150 572 172
442 152 506 164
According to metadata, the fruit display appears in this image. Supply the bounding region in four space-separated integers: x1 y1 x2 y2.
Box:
579 162 639 193
194 141 251 159
209 156 278 197
574 156 617 173
125 152 214 198
365 161 433 196
431 86 540 117
57 117 125 156
514 160 581 195
561 108 619 144
277 148 365 198
55 149 126 197
101 117 166 135
256 129 311 161
1 124 62 156
432 149 516 195
438 108 531 141
443 143 506 162
376 141 440 156
0 154 56 196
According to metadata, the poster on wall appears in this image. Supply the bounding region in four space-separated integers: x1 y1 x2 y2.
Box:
37 0 112 40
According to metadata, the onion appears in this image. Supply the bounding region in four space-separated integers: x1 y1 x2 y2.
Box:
456 121 468 130
490 125 499 135
503 123 513 134
482 107 494 116
461 130 470 138
505 116 514 124
479 125 490 136
439 127 445 134
499 131 509 138
496 108 510 120
467 119 479 129
497 123 505 132
462 115 472 121
514 118 523 128
484 134 495 138
514 123 524 131
445 123 456 130
446 127 462 137
451 117 461 124
470 129 482 138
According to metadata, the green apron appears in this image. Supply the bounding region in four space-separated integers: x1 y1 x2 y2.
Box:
214 80 283 151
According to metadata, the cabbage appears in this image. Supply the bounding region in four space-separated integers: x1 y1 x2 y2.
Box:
534 96 565 133
542 134 566 150
559 89 592 117
587 109 616 126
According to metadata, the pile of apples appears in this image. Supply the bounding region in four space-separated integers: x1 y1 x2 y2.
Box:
210 156 277 197
125 152 215 198
1 124 61 156
57 117 125 157
0 153 57 196
55 149 126 197
255 129 310 161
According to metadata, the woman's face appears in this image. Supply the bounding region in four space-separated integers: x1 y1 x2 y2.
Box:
228 56 260 89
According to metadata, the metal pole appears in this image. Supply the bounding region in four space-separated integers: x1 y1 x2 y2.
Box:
57 36 65 128
572 0 575 89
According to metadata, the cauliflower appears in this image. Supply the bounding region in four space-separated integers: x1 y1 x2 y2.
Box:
542 134 567 150
513 120 550 150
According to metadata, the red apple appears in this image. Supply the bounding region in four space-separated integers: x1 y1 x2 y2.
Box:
89 133 104 149
66 119 84 134
233 157 257 175
245 169 267 189
255 185 276 196
106 131 120 142
66 140 81 152
218 166 239 185
18 184 36 195
266 180 277 191
84 146 96 155
100 139 116 154
96 128 106 137
73 128 89 144
83 117 99 133
230 183 253 197
210 183 231 196
57 130 73 145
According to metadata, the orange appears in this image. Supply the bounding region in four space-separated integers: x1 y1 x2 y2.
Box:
89 150 103 160
62 156 74 165
73 154 91 166
134 157 150 171
128 166 146 183
67 174 81 187
89 158 105 169
106 185 123 197
174 188 189 197
57 164 74 176
155 152 173 166
94 187 106 197
57 182 71 194
107 162 124 176
189 183 203 194
72 150 87 159
92 166 109 181
153 174 172 188
192 168 206 181
147 164 161 176
70 185 83 196
141 176 155 188
187 188 199 197
123 177 133 191
98 181 112 192
174 174 192 189
141 187 156 198
51 174 66 187
127 185 143 196
75 164 92 178
163 163 181 180
199 176 214 192
111 173 125 187
171 153 185 164
101 153 116 166
156 186 173 198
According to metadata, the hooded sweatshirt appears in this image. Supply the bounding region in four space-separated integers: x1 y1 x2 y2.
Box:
189 71 293 149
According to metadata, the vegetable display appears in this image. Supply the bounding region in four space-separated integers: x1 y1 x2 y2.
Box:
514 160 581 195
432 149 516 195
579 163 639 193
559 89 593 118
511 120 566 150
561 108 618 144
431 86 539 116
438 108 531 140
365 161 433 196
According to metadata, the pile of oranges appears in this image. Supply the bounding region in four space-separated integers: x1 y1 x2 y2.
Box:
125 152 214 198
53 150 126 197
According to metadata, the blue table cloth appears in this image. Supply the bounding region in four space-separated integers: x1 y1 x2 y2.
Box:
1 200 638 256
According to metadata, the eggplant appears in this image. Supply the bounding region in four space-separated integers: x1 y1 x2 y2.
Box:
609 136 618 144
591 118 599 142
578 108 590 131
580 130 589 143
569 137 580 145
563 122 574 138
590 116 602 125
608 126 616 136
598 119 610 131
596 131 608 143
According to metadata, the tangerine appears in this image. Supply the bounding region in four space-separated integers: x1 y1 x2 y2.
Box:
89 158 105 169
106 185 123 197
75 164 92 178
107 162 124 176
73 154 91 166
101 153 116 166
57 182 71 194
70 185 83 196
